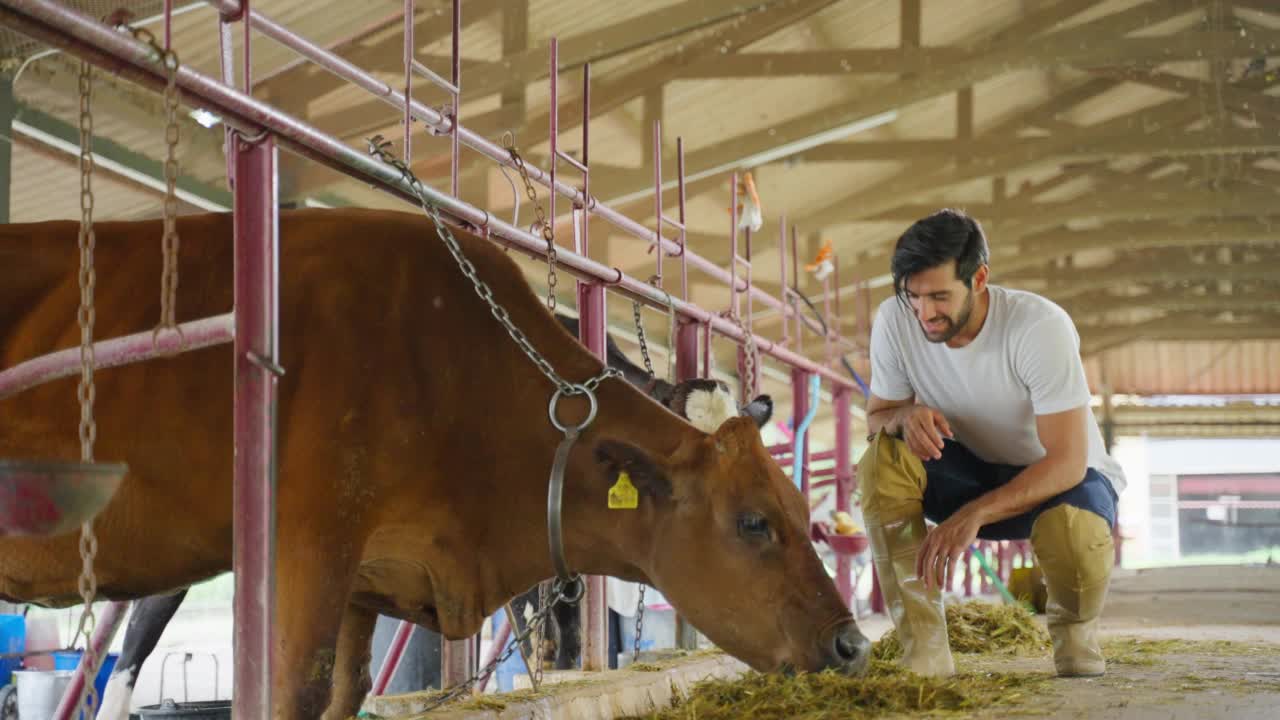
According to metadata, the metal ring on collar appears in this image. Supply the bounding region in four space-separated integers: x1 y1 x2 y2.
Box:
548 384 597 434
557 575 585 604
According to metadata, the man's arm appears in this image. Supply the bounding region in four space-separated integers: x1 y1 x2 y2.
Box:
916 404 1091 588
867 392 954 461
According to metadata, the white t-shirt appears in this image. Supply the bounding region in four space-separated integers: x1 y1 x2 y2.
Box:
869 285 1126 495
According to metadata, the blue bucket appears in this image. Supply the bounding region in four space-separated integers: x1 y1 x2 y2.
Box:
53 650 119 716
0 614 23 687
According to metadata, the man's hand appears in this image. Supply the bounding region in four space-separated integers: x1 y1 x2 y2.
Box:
900 406 954 461
916 504 986 590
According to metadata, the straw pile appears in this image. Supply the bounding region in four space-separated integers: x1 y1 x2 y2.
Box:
874 599 1051 660
624 659 1052 720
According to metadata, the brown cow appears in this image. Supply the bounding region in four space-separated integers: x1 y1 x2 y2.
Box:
0 208 869 719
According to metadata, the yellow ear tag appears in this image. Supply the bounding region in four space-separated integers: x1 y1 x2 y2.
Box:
608 471 639 510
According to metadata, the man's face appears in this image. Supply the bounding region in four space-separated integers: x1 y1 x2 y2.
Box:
902 262 975 344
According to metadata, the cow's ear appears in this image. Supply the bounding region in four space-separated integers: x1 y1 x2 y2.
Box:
741 394 773 428
594 439 672 501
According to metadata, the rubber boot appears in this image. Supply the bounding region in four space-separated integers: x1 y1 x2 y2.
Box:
1030 504 1114 677
859 432 955 677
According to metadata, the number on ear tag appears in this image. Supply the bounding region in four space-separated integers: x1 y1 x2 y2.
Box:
608 471 639 510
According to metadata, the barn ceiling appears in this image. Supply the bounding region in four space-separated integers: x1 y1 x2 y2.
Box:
1 0 1277 441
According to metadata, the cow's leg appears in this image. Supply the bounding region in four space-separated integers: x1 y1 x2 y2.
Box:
98 589 188 720
320 603 377 720
273 527 361 720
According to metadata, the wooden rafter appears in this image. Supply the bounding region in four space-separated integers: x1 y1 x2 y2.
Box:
593 0 1220 204
774 125 1280 164
1036 254 1280 301
671 27 1279 78
1080 313 1280 355
1062 287 1280 317
424 0 839 175
999 218 1280 277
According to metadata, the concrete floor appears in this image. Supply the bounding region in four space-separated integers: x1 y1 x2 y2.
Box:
77 563 1280 716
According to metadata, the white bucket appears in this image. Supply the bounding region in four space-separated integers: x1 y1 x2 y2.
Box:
14 669 74 720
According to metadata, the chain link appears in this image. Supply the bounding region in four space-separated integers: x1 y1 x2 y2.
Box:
501 132 558 312
73 58 103 720
366 135 620 399
632 300 656 378
114 24 186 353
633 584 646 656
424 578 578 711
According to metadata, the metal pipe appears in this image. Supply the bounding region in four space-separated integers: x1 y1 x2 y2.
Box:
653 119 662 286
575 205 609 672
0 314 233 401
449 0 459 199
476 617 511 694
441 637 474 689
201 0 819 331
834 386 853 609
51 601 129 720
231 133 278 720
676 137 687 302
370 621 414 696
0 0 858 392
402 0 412 164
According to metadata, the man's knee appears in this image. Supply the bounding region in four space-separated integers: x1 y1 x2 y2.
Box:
1030 505 1114 613
857 430 928 520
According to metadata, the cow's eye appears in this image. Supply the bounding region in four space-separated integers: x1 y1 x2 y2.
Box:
737 512 770 539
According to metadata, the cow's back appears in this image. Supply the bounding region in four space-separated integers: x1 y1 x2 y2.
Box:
0 207 601 609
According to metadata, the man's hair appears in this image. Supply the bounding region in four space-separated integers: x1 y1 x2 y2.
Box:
891 208 990 301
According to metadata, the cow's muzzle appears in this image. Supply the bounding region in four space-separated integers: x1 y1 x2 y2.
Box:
824 620 872 675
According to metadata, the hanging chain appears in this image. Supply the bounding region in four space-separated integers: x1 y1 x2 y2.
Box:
72 58 103 720
501 132 558 312
113 24 185 352
633 584 646 656
158 39 182 349
366 135 620 398
632 300 656 378
428 578 578 711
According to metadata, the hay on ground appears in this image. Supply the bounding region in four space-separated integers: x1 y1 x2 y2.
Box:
874 599 1051 661
623 659 1053 720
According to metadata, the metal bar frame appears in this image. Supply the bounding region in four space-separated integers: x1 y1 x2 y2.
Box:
0 0 870 711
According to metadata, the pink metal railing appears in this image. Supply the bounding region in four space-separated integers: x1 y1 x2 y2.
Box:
0 0 874 709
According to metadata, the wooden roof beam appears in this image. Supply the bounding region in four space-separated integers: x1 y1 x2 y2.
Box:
1062 288 1280 317
1080 314 1280 355
673 27 1279 79
264 0 501 110
1000 218 1280 276
777 124 1280 164
591 0 1162 204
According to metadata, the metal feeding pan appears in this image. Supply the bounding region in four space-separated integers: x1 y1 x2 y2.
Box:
0 459 127 537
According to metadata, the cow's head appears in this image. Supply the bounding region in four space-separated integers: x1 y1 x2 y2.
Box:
591 416 870 676
650 378 773 435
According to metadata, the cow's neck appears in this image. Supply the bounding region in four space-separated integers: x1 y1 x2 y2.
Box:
482 374 698 617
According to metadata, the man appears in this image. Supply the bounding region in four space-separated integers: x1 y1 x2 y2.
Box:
858 208 1125 678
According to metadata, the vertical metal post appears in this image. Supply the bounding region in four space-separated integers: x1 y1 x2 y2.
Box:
673 309 699 651
653 120 663 285
791 368 812 496
51 602 129 720
402 0 413 164
0 77 13 223
371 621 414 695
232 132 278 720
450 0 460 198
440 635 474 689
833 387 853 609
574 206 610 671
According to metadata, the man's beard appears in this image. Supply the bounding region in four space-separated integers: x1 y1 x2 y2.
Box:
920 288 974 344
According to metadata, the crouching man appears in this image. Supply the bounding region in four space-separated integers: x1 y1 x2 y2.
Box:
859 208 1125 678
